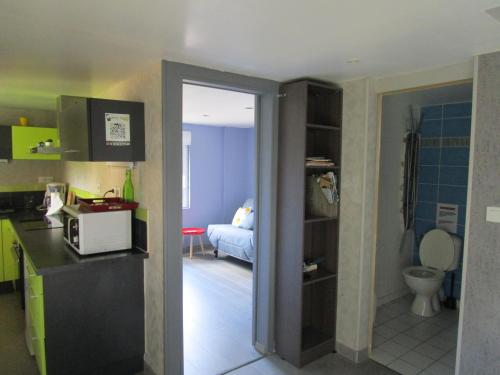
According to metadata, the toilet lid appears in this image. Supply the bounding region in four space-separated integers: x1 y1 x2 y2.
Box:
419 229 455 270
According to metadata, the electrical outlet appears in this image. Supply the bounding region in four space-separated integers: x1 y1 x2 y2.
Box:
114 187 121 197
38 176 54 183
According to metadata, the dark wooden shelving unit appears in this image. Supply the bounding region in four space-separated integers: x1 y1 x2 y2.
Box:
303 268 337 286
306 123 341 131
304 216 337 224
305 165 340 170
276 79 342 367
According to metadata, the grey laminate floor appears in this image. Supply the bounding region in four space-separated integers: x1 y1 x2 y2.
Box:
183 251 262 375
227 354 397 375
0 291 38 375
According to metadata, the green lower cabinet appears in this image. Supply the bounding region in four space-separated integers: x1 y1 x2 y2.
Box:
1 220 20 281
11 126 61 160
26 254 46 375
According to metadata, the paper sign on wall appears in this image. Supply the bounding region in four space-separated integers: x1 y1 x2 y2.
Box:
105 113 130 146
436 203 458 234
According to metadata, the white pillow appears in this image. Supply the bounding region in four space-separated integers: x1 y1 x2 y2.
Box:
239 211 254 230
232 207 254 230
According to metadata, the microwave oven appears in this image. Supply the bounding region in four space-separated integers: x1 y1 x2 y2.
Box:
62 205 132 255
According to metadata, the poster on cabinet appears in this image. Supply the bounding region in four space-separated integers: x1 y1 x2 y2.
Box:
105 113 131 146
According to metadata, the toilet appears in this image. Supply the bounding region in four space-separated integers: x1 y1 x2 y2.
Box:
402 229 462 317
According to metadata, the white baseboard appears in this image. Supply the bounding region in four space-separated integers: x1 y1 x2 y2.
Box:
336 342 369 363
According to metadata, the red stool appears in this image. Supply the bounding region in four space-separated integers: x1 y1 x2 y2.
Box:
182 227 206 259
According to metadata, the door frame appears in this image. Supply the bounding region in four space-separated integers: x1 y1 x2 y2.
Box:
161 60 279 375
368 79 474 359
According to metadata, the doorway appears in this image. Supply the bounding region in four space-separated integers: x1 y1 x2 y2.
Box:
162 61 279 375
370 82 473 374
181 83 260 374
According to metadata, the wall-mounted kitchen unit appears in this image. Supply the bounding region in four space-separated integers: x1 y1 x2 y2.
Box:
0 126 12 160
12 126 61 160
0 125 61 160
57 96 145 162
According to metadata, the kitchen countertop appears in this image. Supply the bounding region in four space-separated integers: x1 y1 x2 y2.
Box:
4 209 147 275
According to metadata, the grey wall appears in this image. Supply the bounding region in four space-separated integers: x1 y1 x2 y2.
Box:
457 52 500 374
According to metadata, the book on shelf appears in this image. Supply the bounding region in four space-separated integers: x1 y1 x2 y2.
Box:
305 157 335 167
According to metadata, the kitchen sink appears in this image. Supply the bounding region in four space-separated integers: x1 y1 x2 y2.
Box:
20 215 64 231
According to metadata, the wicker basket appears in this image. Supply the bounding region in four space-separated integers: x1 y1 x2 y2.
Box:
306 176 338 218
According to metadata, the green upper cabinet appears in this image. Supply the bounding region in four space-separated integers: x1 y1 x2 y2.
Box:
12 126 61 160
0 223 4 282
1 220 19 282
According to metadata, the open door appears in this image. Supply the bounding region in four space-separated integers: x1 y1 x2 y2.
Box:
162 61 279 375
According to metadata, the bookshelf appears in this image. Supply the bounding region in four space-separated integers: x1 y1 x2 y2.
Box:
276 79 342 367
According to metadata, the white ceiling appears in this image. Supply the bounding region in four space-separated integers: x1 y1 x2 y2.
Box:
182 84 255 127
1 0 500 110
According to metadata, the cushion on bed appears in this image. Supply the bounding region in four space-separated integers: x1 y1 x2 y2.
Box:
232 206 254 230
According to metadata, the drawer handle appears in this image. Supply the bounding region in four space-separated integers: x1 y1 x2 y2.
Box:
30 293 39 299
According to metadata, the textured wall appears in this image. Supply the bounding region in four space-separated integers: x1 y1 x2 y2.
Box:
457 52 500 374
336 78 378 360
0 107 62 187
60 62 164 375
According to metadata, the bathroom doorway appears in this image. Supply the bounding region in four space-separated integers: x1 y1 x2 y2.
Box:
370 82 473 374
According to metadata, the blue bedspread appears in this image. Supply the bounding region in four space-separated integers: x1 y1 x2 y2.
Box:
207 224 254 262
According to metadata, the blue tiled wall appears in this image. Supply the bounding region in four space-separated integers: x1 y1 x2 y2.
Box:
415 102 472 299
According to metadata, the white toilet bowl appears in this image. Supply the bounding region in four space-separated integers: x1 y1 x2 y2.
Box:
402 266 444 317
402 229 462 317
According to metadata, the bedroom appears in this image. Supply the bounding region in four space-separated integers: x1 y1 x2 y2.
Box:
181 83 258 375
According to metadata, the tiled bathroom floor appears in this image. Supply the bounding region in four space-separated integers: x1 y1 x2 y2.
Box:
371 295 458 375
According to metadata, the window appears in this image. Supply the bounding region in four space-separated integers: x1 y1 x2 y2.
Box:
182 130 191 209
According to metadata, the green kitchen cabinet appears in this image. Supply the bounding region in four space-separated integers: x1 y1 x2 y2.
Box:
0 222 4 281
1 220 20 282
11 126 61 160
25 252 46 375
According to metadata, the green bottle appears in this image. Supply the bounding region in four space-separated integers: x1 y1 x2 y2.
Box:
123 168 134 202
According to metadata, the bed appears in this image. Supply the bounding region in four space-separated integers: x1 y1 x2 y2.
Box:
207 199 254 263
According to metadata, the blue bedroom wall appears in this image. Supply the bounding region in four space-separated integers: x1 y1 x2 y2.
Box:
415 101 472 299
222 127 255 222
182 124 254 244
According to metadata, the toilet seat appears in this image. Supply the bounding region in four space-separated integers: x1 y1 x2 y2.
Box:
419 229 456 271
403 265 444 281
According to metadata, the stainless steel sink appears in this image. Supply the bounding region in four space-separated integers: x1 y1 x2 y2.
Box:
20 215 64 231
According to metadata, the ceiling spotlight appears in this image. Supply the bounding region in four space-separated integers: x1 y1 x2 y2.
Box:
244 106 254 110
346 58 360 64
201 114 209 117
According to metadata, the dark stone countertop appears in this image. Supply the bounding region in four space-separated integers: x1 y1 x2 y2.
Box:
4 209 147 275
